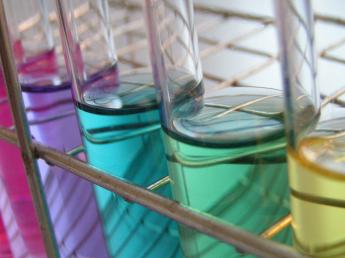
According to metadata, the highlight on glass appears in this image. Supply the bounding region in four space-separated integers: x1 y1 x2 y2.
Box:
55 0 181 257
275 0 345 257
145 0 295 257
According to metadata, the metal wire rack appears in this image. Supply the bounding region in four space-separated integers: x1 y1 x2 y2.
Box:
0 0 345 257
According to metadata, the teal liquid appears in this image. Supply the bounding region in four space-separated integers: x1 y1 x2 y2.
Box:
164 131 290 258
161 84 313 257
76 72 181 258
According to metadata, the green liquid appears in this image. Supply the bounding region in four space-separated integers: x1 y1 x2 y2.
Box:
162 86 310 257
164 131 290 258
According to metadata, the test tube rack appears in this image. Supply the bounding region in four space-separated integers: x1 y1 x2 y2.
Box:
1 0 344 257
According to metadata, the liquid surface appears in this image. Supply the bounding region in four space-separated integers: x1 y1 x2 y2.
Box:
163 85 318 258
19 50 108 257
171 87 285 147
18 48 69 92
289 117 345 258
77 72 181 258
79 68 157 114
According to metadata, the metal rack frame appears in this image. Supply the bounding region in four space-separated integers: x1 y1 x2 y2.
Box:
1 0 345 257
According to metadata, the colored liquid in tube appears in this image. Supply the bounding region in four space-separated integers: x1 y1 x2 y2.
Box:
0 205 12 257
289 117 345 258
77 66 181 258
0 68 46 257
20 49 109 258
163 77 316 257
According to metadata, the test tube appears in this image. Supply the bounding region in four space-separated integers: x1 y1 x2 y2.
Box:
145 0 294 257
3 0 68 90
0 64 46 257
275 0 345 257
55 0 181 257
2 1 109 257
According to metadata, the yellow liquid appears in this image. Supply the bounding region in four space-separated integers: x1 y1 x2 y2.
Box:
289 128 345 257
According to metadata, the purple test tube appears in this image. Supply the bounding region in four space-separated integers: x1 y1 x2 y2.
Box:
1 0 110 257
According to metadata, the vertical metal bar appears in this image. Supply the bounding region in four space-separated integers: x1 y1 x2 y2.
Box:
0 1 60 257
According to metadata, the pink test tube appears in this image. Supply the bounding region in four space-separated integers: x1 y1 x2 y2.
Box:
0 67 46 257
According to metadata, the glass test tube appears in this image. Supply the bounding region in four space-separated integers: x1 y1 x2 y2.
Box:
55 0 181 257
0 66 35 257
3 1 109 257
145 0 298 257
0 64 46 257
275 1 345 257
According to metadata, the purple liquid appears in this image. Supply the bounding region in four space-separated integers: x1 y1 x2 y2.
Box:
23 90 109 258
21 50 109 257
0 69 46 257
0 49 109 257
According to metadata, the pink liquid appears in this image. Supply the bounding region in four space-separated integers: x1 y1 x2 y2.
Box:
0 71 12 258
0 215 12 257
0 68 46 257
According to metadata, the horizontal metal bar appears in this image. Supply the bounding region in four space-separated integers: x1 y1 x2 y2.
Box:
194 2 273 24
0 126 307 258
199 34 275 58
315 13 345 26
321 53 345 65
